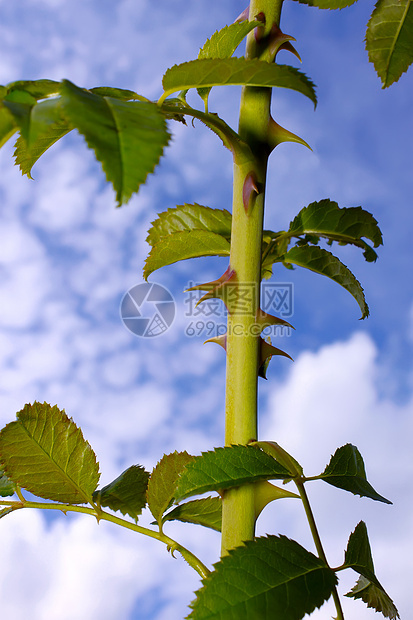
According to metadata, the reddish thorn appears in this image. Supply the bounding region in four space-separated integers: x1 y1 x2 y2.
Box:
243 172 259 214
234 6 249 23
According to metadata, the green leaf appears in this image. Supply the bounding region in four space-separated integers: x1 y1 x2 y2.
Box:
344 521 380 585
146 204 232 246
366 0 413 88
0 468 15 497
346 575 400 619
61 79 170 205
144 230 230 279
92 465 149 521
291 0 358 8
147 451 194 527
287 199 382 261
0 402 100 504
319 444 391 503
14 97 72 178
89 86 143 100
162 58 317 108
162 496 222 532
198 21 258 60
6 79 60 100
175 445 291 502
197 21 258 105
188 535 337 619
0 105 18 148
282 245 370 319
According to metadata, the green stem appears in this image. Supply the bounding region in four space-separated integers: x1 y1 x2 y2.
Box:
220 0 284 556
0 499 210 579
295 480 345 620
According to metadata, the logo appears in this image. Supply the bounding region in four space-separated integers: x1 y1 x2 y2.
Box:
120 283 175 337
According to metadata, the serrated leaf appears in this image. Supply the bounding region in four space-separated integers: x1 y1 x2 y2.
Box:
199 21 258 61
162 497 222 532
291 0 358 8
287 199 382 261
0 402 100 504
92 465 149 521
61 80 170 205
175 445 290 502
346 575 400 619
344 521 379 584
147 204 232 246
188 535 337 619
162 58 317 108
366 0 413 88
147 451 194 527
197 21 258 105
14 97 72 178
144 230 230 280
319 444 391 503
282 245 370 318
0 468 15 497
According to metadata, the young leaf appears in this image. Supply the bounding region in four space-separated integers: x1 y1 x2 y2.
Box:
144 230 230 280
147 451 194 527
366 0 413 88
14 97 72 178
188 535 337 619
0 468 15 497
198 21 258 60
197 21 258 105
0 402 100 504
287 199 383 261
346 575 400 619
282 245 370 319
162 58 317 108
60 80 170 205
92 465 150 521
162 497 222 532
146 204 232 247
318 444 391 503
175 445 290 502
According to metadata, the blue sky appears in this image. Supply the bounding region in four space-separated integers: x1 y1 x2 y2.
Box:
0 1 412 619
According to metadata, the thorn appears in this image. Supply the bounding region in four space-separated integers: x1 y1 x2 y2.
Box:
279 41 302 63
186 266 239 313
255 308 294 331
204 334 227 350
258 337 292 379
267 116 311 151
234 6 249 23
243 171 260 214
267 24 297 60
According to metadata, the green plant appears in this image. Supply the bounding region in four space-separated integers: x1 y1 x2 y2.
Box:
0 0 411 617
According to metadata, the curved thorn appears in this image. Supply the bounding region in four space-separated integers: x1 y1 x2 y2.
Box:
268 117 312 151
243 171 260 213
256 308 295 331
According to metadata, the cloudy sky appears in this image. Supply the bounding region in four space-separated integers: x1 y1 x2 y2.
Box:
0 0 412 619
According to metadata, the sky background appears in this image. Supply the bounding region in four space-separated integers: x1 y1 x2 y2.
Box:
0 0 412 619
